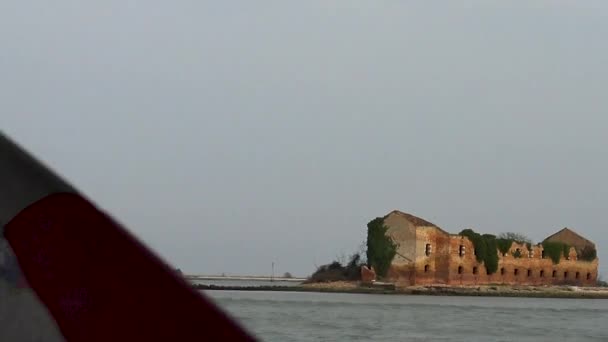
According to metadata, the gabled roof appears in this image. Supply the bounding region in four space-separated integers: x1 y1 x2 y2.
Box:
385 210 450 235
543 227 596 249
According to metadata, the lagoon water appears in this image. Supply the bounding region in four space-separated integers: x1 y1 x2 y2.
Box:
206 290 608 342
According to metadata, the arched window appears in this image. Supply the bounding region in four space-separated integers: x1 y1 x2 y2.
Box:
473 266 478 275
564 271 569 279
540 270 545 278
458 266 463 274
575 272 580 279
425 244 432 256
552 270 557 278
527 269 532 277
424 265 430 273
514 269 519 276
459 245 465 257
500 268 505 275
587 273 592 280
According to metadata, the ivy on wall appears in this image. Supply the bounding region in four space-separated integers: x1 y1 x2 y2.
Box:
496 236 534 257
366 218 397 278
496 238 513 256
458 229 499 275
542 241 570 264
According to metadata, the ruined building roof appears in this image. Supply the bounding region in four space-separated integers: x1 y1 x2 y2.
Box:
385 210 452 235
385 210 438 227
543 227 596 250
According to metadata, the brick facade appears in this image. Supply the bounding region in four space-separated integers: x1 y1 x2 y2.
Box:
382 211 599 287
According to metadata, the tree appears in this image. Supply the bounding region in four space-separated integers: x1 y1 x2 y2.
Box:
366 218 397 278
283 272 293 278
357 240 368 265
497 232 532 245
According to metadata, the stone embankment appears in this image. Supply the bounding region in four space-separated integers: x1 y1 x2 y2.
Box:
402 284 608 298
194 281 608 298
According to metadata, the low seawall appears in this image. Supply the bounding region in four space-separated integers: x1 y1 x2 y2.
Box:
194 282 608 299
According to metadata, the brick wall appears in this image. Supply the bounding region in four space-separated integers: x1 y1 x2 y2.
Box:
413 227 451 285
443 238 598 286
386 227 598 286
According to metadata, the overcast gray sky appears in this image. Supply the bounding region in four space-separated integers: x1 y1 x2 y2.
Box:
2 1 607 277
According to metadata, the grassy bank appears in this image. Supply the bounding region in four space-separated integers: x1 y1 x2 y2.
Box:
194 283 608 299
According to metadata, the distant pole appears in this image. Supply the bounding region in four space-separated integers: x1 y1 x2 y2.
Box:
271 262 274 282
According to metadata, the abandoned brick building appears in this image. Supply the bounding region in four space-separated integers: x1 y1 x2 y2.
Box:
373 210 599 286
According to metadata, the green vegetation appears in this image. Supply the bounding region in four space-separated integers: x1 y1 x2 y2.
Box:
563 244 571 258
366 218 397 278
542 241 570 264
308 253 364 283
495 232 534 257
579 246 597 262
497 232 532 245
496 238 513 255
512 249 522 258
459 229 499 274
483 235 499 274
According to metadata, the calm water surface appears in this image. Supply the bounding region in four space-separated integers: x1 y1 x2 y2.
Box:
206 290 608 342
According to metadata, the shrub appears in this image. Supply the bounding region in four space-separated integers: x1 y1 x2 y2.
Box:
579 246 597 262
307 253 364 283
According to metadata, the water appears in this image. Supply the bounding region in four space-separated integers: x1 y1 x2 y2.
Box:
206 290 608 342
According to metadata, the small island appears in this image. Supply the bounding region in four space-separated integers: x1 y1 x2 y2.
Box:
195 210 607 298
300 210 606 298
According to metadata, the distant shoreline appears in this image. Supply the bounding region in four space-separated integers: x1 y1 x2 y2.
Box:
185 275 306 282
195 283 608 299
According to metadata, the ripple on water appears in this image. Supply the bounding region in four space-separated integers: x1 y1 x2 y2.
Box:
206 291 608 342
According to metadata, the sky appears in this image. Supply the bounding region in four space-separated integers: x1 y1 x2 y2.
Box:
2 1 607 278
